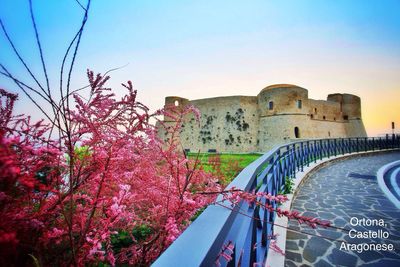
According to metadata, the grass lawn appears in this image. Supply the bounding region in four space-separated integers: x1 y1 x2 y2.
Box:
187 152 262 185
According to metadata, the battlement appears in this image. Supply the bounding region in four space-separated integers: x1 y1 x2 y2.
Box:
158 84 367 152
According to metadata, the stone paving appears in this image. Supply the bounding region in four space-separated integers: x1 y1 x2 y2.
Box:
285 151 400 267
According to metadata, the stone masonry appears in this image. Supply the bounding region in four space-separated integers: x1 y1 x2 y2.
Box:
157 84 367 153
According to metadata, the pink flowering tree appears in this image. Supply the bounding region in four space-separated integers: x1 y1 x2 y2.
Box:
0 71 220 266
0 2 334 266
1 1 220 264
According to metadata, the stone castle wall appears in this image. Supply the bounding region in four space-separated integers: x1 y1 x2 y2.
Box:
157 84 367 153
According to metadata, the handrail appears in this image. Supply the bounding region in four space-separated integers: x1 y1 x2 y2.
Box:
152 135 400 267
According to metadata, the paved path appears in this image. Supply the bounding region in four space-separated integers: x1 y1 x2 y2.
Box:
285 151 400 267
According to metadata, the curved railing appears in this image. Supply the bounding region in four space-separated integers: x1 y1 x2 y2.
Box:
152 136 400 267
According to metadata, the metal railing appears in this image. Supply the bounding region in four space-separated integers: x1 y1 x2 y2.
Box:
153 136 400 267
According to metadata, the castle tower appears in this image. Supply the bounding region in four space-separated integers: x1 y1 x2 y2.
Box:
257 84 310 149
163 96 190 121
327 93 367 137
158 84 367 153
155 96 190 147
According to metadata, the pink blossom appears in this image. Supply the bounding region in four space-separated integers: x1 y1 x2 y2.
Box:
165 217 180 243
0 72 221 266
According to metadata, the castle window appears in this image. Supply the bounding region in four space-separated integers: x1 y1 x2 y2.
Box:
314 108 317 114
323 116 326 120
334 117 336 121
294 127 300 138
343 115 349 120
268 101 274 110
328 131 331 137
310 114 314 119
174 100 179 106
297 100 302 109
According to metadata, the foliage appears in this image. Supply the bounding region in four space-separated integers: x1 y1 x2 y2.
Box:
0 72 220 266
188 153 261 185
0 2 333 266
189 206 207 222
280 177 295 195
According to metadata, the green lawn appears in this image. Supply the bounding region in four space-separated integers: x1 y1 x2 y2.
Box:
187 153 262 185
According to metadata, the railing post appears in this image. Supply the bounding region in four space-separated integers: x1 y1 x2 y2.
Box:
313 140 317 163
356 137 359 153
349 138 352 154
398 135 400 148
334 139 337 157
293 145 298 173
341 138 344 155
278 150 283 191
372 137 375 151
326 140 329 159
385 135 389 149
319 140 322 161
364 137 368 152
290 145 295 178
300 142 304 172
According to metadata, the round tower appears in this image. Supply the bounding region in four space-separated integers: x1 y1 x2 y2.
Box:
257 84 308 116
257 84 310 150
327 93 362 120
327 93 366 137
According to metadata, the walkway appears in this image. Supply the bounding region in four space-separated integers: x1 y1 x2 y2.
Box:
285 151 400 267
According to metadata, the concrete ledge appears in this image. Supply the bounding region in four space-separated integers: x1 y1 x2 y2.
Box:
265 148 400 267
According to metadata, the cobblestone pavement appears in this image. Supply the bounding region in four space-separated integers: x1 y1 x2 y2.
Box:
285 151 400 267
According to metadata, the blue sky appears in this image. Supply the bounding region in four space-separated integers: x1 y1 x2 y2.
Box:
1 0 399 135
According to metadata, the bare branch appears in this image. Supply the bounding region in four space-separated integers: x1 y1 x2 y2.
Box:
29 0 51 99
0 64 53 123
59 0 91 132
59 63 130 106
103 63 129 76
0 64 66 133
0 67 48 104
65 0 91 113
73 0 87 11
0 18 47 96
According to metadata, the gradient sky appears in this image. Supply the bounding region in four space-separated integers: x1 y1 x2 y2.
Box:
1 0 399 136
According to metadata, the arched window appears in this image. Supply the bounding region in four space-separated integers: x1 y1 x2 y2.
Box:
268 101 274 110
297 100 302 109
323 116 326 120
174 100 179 106
314 108 317 114
294 127 300 138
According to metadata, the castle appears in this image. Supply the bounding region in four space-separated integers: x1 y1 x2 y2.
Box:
157 84 367 153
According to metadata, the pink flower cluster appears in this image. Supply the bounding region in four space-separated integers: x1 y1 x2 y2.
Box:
0 71 220 266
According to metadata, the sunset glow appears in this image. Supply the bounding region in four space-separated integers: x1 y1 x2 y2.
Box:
1 0 399 136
